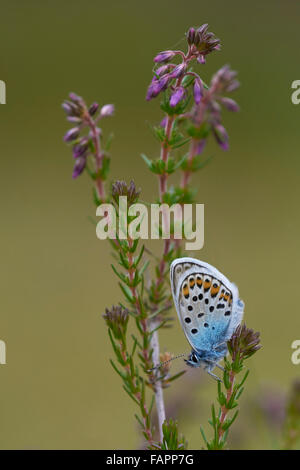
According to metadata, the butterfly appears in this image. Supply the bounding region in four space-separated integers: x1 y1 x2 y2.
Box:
170 257 244 381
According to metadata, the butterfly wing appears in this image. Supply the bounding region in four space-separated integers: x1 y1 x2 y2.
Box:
170 258 244 352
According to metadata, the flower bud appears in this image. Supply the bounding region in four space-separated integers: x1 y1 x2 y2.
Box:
197 23 209 36
112 180 141 205
63 127 80 142
157 74 171 91
197 55 206 64
170 63 186 79
103 306 129 340
62 102 73 115
88 102 99 116
154 50 176 63
146 80 160 101
193 79 202 105
170 86 185 107
187 27 196 45
69 92 83 103
72 138 89 158
72 156 86 179
213 124 229 151
195 139 206 155
220 97 240 112
67 116 82 123
155 64 170 77
100 104 115 118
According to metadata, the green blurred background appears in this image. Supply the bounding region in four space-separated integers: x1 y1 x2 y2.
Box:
1 0 299 449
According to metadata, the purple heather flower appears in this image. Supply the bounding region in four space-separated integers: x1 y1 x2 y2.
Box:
220 97 240 112
187 27 196 45
170 86 185 107
72 137 89 158
158 74 171 91
154 50 176 63
170 63 186 79
146 75 170 101
197 23 209 35
258 387 286 431
66 116 82 123
188 24 220 57
195 139 206 155
63 127 80 142
160 116 167 128
62 102 73 115
112 180 141 205
226 80 240 92
211 65 239 94
62 101 80 116
88 102 99 116
62 92 115 180
193 79 202 105
146 80 160 101
155 64 171 77
213 123 229 151
88 127 102 139
72 156 86 179
197 55 206 65
69 92 83 103
100 104 114 118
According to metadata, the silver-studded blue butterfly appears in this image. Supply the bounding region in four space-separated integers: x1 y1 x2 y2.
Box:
170 257 244 381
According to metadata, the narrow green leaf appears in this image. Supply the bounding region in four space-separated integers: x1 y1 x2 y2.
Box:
110 359 126 380
123 385 139 405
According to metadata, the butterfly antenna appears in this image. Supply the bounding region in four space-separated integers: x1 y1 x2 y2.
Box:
147 354 186 372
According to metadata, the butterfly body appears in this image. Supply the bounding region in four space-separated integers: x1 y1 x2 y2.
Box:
170 257 244 379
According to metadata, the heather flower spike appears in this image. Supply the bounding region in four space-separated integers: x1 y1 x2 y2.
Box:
187 24 220 56
103 305 129 341
62 92 114 199
211 65 240 94
146 23 220 104
228 324 262 363
112 180 141 205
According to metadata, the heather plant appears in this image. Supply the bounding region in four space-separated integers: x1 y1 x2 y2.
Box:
62 24 261 450
282 379 300 449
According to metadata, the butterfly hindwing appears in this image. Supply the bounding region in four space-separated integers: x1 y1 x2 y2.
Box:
170 258 244 353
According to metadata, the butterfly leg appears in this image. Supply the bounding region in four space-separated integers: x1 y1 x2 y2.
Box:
215 363 224 372
207 370 223 382
213 341 227 350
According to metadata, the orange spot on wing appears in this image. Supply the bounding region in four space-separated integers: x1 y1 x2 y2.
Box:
210 284 220 297
182 284 189 297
